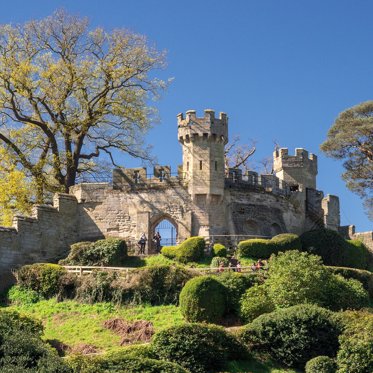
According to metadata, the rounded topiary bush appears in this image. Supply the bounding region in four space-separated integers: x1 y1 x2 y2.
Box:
327 266 373 299
305 356 336 373
161 245 178 259
239 284 275 322
270 233 302 253
216 272 257 314
179 276 227 323
237 239 272 258
240 304 340 368
300 228 348 267
323 274 370 311
210 256 229 269
212 243 227 257
176 236 205 263
16 263 66 298
152 323 246 373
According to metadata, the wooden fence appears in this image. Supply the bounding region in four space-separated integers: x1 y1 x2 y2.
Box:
63 265 256 276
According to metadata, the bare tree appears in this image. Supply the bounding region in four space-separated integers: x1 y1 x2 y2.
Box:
224 136 256 174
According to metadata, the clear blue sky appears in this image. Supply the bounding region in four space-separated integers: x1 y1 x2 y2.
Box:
1 0 372 231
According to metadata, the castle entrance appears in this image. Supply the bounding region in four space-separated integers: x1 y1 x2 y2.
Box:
151 217 178 252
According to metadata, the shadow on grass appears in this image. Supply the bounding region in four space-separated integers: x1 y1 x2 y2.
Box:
226 358 300 373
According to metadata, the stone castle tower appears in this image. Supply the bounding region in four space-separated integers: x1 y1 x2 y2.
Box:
177 109 228 198
273 148 318 191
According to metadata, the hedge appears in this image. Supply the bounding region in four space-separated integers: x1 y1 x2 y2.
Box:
210 256 229 269
16 263 67 298
176 237 205 263
300 229 369 269
239 284 275 322
161 246 178 259
327 266 373 299
240 304 340 368
152 323 246 373
215 272 257 314
60 238 127 266
179 276 227 323
237 233 301 259
212 243 227 257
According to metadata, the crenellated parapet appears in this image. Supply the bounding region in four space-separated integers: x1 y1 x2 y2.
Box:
273 148 318 191
177 109 228 145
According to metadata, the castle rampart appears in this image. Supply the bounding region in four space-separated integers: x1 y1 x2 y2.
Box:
0 108 370 291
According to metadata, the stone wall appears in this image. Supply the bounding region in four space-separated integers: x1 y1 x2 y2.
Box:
0 194 79 289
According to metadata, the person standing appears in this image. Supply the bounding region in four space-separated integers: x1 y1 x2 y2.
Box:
138 233 147 255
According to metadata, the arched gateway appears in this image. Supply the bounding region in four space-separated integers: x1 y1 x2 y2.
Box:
150 215 178 252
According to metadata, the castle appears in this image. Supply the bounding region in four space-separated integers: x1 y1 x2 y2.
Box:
0 109 372 287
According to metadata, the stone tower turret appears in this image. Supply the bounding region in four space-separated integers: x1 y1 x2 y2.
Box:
177 109 228 198
273 148 318 191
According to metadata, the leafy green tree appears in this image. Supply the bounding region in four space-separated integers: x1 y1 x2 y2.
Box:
321 101 373 218
0 10 167 201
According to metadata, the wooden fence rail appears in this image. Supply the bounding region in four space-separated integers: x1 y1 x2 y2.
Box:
62 265 257 276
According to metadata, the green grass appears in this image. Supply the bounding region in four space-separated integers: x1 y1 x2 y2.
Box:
4 300 183 352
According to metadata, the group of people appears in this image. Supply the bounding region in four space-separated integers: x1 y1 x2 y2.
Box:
217 257 242 272
137 232 162 255
251 258 268 271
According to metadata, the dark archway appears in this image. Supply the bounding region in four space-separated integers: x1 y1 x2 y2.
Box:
245 219 261 236
270 223 282 237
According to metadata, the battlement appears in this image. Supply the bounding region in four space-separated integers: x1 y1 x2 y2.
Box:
177 109 228 144
112 166 181 190
274 147 317 164
273 147 318 191
225 169 291 196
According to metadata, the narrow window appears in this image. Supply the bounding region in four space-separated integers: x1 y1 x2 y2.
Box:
200 161 203 170
187 161 189 171
215 161 218 171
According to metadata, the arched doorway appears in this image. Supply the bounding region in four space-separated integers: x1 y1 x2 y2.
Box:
270 223 282 237
245 219 261 236
153 218 178 248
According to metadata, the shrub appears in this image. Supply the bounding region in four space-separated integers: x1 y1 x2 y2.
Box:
300 229 369 268
343 239 369 269
112 265 194 305
7 285 41 305
176 237 205 263
305 356 336 373
0 309 43 336
16 263 66 298
210 256 229 269
323 274 370 311
161 246 178 259
212 243 227 257
237 238 272 258
216 272 257 314
179 276 227 323
152 323 246 373
0 330 71 373
266 250 330 308
60 238 127 266
270 233 302 252
237 234 301 259
336 311 373 373
66 354 189 373
241 304 340 368
327 266 373 298
75 271 117 303
239 284 275 322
